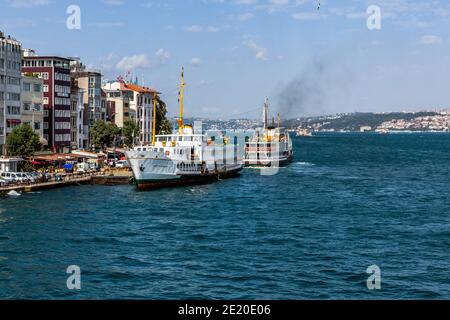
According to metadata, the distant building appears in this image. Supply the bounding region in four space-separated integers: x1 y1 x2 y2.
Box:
103 83 133 128
360 126 372 132
22 51 72 152
103 80 158 144
70 59 105 125
70 78 88 150
21 74 45 143
0 31 22 155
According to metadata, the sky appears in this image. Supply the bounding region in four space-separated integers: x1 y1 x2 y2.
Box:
1 0 450 119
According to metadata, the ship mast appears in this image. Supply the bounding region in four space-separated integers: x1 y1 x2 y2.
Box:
263 97 269 129
177 67 186 133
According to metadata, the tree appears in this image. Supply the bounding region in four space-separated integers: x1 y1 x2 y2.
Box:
89 121 121 150
122 120 140 147
6 124 42 157
155 96 173 135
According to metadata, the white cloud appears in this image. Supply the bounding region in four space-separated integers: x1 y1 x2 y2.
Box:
102 0 124 5
183 25 220 32
184 25 203 32
116 48 170 71
244 39 268 61
155 48 170 64
7 0 50 8
116 54 150 71
420 35 442 45
89 22 124 28
190 57 201 66
292 12 324 20
238 13 254 21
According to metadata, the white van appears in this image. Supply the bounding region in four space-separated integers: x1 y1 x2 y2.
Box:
77 162 90 173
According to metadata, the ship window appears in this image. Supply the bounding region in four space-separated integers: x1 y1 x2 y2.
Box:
137 148 141 151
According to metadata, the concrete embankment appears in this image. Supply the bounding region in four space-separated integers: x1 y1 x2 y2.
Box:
0 172 133 195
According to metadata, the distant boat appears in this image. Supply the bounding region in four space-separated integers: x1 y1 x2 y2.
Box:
296 128 313 137
376 129 389 134
244 98 293 167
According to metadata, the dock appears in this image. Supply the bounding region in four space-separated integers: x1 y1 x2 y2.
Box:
0 171 133 196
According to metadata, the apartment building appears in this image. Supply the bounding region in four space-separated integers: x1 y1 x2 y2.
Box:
21 74 44 142
103 80 158 144
0 31 22 155
22 50 72 153
103 82 134 128
70 59 105 126
70 78 88 150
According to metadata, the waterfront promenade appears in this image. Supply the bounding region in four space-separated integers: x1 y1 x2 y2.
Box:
0 170 133 195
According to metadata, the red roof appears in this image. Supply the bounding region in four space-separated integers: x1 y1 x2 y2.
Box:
119 81 160 94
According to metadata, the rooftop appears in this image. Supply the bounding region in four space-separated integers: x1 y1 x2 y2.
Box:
120 82 160 94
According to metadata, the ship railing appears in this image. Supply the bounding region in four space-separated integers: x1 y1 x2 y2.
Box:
245 147 281 152
176 162 203 173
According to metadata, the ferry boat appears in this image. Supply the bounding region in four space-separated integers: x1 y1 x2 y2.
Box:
244 99 293 167
296 128 313 137
126 69 243 190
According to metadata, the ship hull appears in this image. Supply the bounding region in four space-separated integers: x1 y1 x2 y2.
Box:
245 155 293 167
135 166 242 190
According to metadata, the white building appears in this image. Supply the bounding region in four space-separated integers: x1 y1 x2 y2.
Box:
0 31 22 155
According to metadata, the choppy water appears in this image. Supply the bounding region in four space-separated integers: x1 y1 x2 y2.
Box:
0 133 449 299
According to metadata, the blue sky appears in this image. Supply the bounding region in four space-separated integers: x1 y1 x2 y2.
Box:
1 0 450 119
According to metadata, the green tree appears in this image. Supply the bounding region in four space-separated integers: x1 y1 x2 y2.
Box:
89 121 121 150
122 120 140 147
6 124 42 157
155 96 173 135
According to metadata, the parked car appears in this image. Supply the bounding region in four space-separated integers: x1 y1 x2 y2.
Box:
0 172 16 184
15 173 31 183
0 178 7 186
1 172 18 184
116 160 130 168
30 172 43 182
42 172 52 182
24 173 37 183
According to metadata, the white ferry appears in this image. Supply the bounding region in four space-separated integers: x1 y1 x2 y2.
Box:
296 128 313 137
245 99 293 167
126 69 243 190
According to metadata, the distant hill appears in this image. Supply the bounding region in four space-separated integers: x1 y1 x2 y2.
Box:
282 112 440 131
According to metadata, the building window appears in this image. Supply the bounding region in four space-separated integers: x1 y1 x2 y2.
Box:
23 82 31 92
34 84 42 92
43 85 49 92
23 102 31 111
44 122 49 130
43 97 49 105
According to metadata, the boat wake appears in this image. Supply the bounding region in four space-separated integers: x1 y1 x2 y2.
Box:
294 162 315 167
